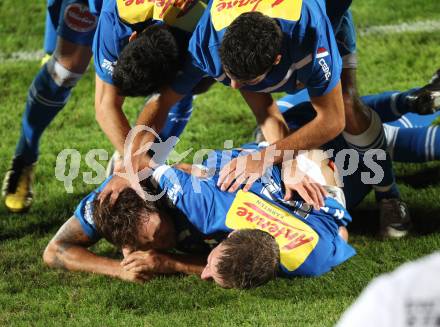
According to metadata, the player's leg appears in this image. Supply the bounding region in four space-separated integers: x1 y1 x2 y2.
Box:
277 88 440 128
335 11 410 238
2 0 97 213
361 74 440 123
384 124 440 163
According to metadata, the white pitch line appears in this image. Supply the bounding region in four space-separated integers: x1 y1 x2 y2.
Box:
360 19 440 36
1 19 440 63
0 49 44 63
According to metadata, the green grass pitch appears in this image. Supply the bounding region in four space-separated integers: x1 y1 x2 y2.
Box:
1 0 440 325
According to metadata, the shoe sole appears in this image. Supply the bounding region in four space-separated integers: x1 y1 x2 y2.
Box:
5 203 31 213
381 226 409 239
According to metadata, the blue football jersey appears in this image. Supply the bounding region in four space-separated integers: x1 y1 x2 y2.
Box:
172 0 342 97
152 160 356 277
74 176 112 240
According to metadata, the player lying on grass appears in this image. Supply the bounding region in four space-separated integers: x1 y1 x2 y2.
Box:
44 113 440 288
44 148 355 286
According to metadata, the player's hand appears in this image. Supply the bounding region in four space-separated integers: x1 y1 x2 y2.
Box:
121 250 171 275
217 152 269 192
97 174 131 204
283 174 327 210
118 265 154 283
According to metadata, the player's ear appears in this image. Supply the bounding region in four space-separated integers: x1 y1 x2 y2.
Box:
274 54 282 65
129 31 138 42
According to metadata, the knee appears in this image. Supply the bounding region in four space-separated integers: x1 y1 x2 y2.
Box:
46 57 84 88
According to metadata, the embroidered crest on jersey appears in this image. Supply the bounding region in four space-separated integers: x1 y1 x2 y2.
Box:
211 0 302 31
226 190 318 271
117 0 207 32
64 3 97 33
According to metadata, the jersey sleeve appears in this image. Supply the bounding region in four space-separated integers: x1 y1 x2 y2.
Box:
152 165 230 234
299 19 342 97
92 11 119 85
73 176 113 240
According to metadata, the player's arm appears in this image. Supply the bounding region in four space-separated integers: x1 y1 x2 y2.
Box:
97 87 184 202
121 250 206 276
269 82 345 161
94 75 130 155
43 217 146 282
129 86 184 171
218 84 344 207
240 90 289 144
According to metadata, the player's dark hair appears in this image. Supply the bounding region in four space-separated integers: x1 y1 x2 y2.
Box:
92 178 171 248
216 229 279 289
112 24 181 97
219 12 283 81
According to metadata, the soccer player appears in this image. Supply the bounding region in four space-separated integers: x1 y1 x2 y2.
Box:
2 0 101 213
2 0 212 213
44 149 353 285
43 174 222 282
99 0 440 238
93 0 214 162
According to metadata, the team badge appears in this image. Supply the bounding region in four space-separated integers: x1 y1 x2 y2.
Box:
211 0 302 31
226 190 318 271
64 3 97 33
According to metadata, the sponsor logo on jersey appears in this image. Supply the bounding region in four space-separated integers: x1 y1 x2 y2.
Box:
226 190 318 271
318 57 331 81
64 3 97 33
211 0 302 31
84 200 95 225
117 0 206 32
101 59 116 76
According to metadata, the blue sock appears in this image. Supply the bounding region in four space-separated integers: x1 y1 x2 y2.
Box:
15 64 71 164
361 89 419 123
385 124 440 163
